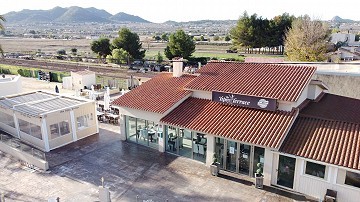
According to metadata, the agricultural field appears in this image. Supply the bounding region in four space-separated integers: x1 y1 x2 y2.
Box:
0 37 246 61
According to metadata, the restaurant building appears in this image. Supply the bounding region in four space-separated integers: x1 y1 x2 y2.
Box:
0 91 98 152
112 60 360 201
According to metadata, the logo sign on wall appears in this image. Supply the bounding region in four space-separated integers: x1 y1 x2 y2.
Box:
212 91 277 111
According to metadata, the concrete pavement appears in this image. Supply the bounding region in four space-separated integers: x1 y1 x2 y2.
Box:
0 123 314 202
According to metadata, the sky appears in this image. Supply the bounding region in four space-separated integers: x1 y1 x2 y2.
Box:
0 0 359 23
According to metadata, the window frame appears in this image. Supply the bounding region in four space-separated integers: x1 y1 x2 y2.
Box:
344 170 360 189
304 161 326 179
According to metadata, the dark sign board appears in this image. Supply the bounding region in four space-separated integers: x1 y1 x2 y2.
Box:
212 91 277 111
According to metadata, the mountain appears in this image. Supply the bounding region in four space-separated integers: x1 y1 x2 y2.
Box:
55 6 110 23
110 12 150 23
85 7 112 19
3 6 150 24
331 16 355 23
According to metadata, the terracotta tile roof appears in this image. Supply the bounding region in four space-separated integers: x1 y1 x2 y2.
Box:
300 93 360 123
186 62 316 102
161 97 297 148
281 93 360 170
281 117 360 170
112 73 196 114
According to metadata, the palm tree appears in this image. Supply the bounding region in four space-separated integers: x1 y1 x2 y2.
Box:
0 15 5 56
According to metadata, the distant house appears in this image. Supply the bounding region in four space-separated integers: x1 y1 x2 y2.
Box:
331 33 360 47
0 75 22 97
62 70 96 91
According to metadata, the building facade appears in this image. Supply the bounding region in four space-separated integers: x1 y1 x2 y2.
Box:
112 61 360 201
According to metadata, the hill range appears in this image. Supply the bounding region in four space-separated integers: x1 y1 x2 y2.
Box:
3 7 358 25
3 6 150 24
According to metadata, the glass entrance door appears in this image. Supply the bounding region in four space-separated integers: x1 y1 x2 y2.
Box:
239 144 251 175
277 155 296 189
226 140 237 172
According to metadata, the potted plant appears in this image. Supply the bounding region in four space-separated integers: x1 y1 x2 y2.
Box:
255 162 264 189
210 153 220 176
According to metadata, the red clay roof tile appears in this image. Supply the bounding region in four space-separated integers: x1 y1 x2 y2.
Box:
161 97 297 148
281 93 360 170
186 62 316 102
112 73 196 114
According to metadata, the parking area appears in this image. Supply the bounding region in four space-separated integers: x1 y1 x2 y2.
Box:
0 123 315 202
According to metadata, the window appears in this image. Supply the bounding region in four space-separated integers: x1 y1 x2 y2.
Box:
18 119 42 140
59 121 70 135
77 114 92 129
0 111 15 128
50 121 70 139
305 161 326 179
345 171 360 188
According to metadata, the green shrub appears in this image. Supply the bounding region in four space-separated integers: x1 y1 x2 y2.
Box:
0 68 11 75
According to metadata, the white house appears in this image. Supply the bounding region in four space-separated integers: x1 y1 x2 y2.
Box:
62 70 96 91
0 75 22 97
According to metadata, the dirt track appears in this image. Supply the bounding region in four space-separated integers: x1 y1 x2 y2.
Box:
0 58 155 79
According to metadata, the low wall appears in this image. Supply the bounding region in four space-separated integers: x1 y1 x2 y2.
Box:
314 72 360 99
0 141 49 170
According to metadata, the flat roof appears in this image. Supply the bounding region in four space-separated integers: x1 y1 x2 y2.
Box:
0 91 88 117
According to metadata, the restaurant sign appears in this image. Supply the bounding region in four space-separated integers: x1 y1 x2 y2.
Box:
212 91 277 111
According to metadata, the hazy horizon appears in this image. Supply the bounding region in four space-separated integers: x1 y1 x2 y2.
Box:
1 0 359 23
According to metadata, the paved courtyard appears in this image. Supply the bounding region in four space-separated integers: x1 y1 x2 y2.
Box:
0 123 315 202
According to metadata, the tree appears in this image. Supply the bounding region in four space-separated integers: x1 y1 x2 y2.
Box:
230 11 294 54
164 29 196 59
57 49 66 55
153 35 161 41
112 28 145 60
156 51 163 64
0 15 5 56
91 38 111 62
224 35 231 41
284 15 331 62
107 48 129 65
213 36 220 41
71 48 77 55
161 33 169 42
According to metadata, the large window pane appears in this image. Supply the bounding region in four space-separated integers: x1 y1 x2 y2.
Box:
77 114 92 129
166 126 177 153
18 119 31 134
50 123 60 139
305 161 326 179
60 121 70 135
137 118 148 146
30 124 42 139
127 116 137 143
18 119 42 140
253 147 265 177
215 137 225 169
193 133 206 163
0 111 15 128
345 171 360 188
178 129 192 158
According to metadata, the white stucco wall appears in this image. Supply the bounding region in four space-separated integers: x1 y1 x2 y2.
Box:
190 90 212 100
0 75 22 97
294 159 360 202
